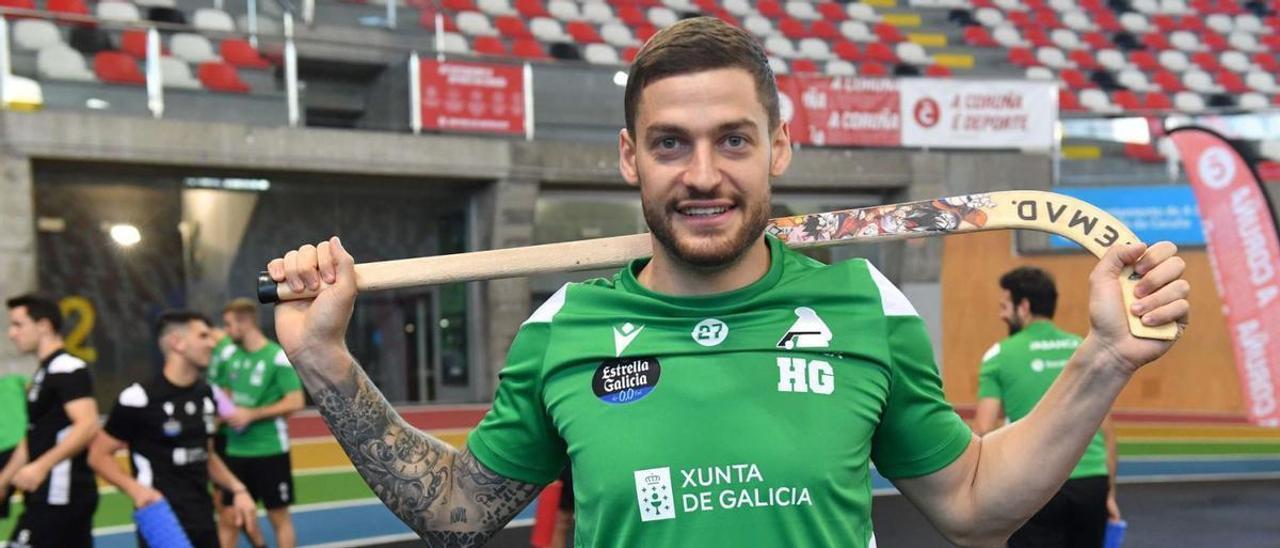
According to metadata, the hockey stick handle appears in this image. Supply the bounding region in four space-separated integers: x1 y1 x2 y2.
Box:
257 191 1178 341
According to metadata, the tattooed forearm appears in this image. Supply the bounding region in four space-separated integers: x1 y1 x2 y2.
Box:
304 359 541 547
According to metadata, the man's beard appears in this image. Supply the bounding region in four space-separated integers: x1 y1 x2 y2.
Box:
1005 318 1023 336
642 191 770 269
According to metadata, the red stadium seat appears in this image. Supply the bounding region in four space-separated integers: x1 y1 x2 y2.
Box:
120 29 148 58
1152 70 1185 92
1008 46 1037 67
1024 28 1053 48
791 59 818 73
511 38 548 59
925 64 952 77
1252 53 1280 72
566 21 602 43
617 5 646 27
197 62 250 93
1141 33 1170 51
418 11 458 32
93 51 145 85
812 20 840 40
1093 12 1122 32
1259 161 1280 182
1008 11 1033 29
963 26 998 48
757 0 785 19
1033 9 1059 28
632 23 657 41
1059 89 1085 111
1129 50 1160 71
1124 142 1164 162
1081 32 1111 50
693 0 718 11
1191 52 1222 71
833 40 861 61
860 62 889 76
1215 70 1248 93
1200 32 1228 51
866 41 897 63
621 46 639 62
0 0 35 18
816 2 846 21
1176 16 1204 32
220 39 271 69
1068 50 1099 70
472 36 507 55
1151 14 1178 32
513 0 548 18
712 10 739 27
442 0 477 11
494 15 532 39
1141 91 1173 109
1060 68 1091 89
1111 90 1141 110
873 23 903 43
47 0 89 16
1260 35 1280 51
778 18 807 39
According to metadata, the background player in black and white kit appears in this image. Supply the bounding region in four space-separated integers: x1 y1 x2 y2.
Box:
89 310 259 548
4 294 101 548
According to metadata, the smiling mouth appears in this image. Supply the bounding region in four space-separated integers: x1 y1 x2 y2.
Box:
677 205 734 217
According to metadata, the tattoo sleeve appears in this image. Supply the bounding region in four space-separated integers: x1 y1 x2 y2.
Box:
307 361 541 547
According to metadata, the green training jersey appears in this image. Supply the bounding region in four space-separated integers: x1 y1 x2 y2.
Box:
210 339 301 457
468 236 973 547
0 373 28 451
978 320 1107 479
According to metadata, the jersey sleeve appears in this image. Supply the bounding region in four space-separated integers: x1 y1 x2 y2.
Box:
867 273 973 480
104 384 148 443
271 348 303 393
50 367 94 404
977 343 1003 400
466 320 566 486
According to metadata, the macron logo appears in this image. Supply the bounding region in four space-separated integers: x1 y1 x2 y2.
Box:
777 307 832 349
614 322 645 357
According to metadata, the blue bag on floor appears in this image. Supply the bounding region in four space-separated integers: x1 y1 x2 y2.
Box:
135 498 194 548
1104 519 1127 548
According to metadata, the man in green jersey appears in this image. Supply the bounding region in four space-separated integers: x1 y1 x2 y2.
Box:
0 370 28 520
975 266 1120 548
210 298 303 548
264 17 1190 547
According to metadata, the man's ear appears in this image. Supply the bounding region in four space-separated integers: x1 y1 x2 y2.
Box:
619 128 640 186
769 121 793 178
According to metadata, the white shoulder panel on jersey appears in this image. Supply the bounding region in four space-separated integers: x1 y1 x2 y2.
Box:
48 353 87 374
982 342 1001 363
219 344 237 360
274 349 291 367
523 284 569 325
119 383 149 408
865 262 919 317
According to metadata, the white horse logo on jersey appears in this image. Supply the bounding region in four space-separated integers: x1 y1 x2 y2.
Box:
777 307 832 349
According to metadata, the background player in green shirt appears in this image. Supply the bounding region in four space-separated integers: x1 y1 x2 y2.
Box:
211 298 303 548
975 266 1121 547
0 371 28 520
264 17 1190 547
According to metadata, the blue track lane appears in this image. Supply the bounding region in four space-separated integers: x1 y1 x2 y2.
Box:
92 457 1280 546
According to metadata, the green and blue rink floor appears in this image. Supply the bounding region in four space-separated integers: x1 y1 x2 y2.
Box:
2 407 1278 547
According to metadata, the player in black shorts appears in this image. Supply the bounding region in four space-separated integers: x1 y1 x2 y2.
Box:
88 311 259 548
4 295 100 548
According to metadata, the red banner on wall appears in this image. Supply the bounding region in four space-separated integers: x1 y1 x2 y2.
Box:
1168 127 1280 428
776 75 901 147
419 59 526 136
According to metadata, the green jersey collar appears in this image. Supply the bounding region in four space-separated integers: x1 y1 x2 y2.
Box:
619 235 785 310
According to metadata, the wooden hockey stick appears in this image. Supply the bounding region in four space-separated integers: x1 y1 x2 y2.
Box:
257 190 1178 340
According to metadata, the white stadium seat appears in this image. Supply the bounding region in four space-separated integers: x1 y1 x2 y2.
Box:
160 56 201 89
134 0 176 7
744 14 776 37
1235 14 1264 34
1131 0 1159 14
840 21 876 42
993 26 1026 48
1025 66 1056 80
13 20 62 52
1117 69 1156 91
530 17 570 41
994 0 1026 12
768 56 789 75
1119 12 1152 33
548 0 582 21
97 1 141 22
975 7 1005 27
457 11 499 36
1219 50 1252 73
1259 140 1280 161
1079 89 1116 112
1173 91 1206 111
785 1 822 20
170 33 220 63
1158 49 1190 72
582 2 614 24
440 32 471 54
846 3 882 23
583 43 620 64
1238 92 1271 110
1035 46 1071 69
601 23 639 47
661 0 695 11
897 42 931 65
477 0 517 16
1245 71 1280 93
722 0 752 17
1097 48 1129 71
193 8 236 33
1048 0 1077 12
1182 70 1221 93
765 36 798 58
1228 32 1263 52
1160 0 1189 14
37 44 96 82
1050 28 1081 50
647 7 678 28
1205 14 1234 34
1062 11 1095 31
1169 30 1203 52
798 38 834 60
825 59 857 76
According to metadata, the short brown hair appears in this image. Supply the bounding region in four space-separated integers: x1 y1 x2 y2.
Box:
223 297 258 318
624 16 779 137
